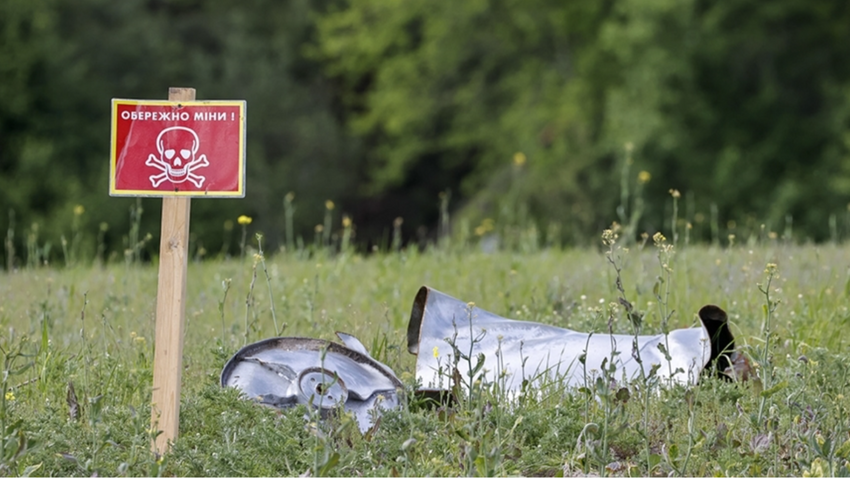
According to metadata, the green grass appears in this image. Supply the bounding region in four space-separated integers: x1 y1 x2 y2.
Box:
1 240 850 476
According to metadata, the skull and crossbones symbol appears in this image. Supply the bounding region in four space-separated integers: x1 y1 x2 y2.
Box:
145 126 209 188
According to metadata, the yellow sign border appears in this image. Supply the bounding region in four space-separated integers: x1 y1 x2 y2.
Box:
109 99 247 198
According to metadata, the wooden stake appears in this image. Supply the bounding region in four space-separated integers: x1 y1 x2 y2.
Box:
151 87 195 454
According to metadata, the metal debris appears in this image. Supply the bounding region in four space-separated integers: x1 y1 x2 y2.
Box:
221 334 402 433
223 285 738 431
407 286 736 393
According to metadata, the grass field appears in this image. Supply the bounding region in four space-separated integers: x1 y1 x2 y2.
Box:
1 236 849 476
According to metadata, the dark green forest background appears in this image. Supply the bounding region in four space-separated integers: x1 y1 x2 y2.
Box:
3 0 850 264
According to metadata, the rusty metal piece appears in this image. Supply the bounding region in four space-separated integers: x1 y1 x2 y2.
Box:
221 334 402 433
408 286 732 393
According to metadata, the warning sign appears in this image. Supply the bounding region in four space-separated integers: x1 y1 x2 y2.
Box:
110 99 246 197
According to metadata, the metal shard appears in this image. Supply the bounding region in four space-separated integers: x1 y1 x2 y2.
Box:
221 336 402 433
407 286 731 394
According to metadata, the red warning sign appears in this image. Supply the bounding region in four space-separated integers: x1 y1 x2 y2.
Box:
110 99 246 197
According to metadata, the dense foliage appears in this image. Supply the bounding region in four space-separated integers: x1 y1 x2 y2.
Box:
2 0 850 264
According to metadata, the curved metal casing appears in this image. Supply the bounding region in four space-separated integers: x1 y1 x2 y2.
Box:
408 286 723 393
221 335 402 433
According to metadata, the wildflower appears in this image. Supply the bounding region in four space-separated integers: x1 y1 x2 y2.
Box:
73 205 85 216
610 221 622 234
803 457 826 478
237 215 252 225
325 200 335 210
5 391 15 401
433 346 439 358
602 229 618 246
652 232 666 245
638 171 651 184
669 189 681 199
314 224 324 233
513 152 527 167
475 218 495 236
467 302 475 308
342 215 352 228
765 263 778 275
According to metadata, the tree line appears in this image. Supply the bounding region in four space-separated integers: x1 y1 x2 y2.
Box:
2 0 850 265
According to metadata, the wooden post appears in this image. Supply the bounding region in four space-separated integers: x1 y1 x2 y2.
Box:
150 87 194 454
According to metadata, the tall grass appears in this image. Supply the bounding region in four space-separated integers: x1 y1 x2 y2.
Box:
0 230 849 475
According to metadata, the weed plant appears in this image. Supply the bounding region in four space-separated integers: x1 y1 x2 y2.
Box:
0 225 850 475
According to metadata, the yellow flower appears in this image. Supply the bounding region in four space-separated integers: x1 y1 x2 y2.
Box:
342 215 352 228
433 346 439 358
5 391 15 401
325 200 335 210
475 218 495 236
237 215 252 225
73 205 85 216
513 152 527 166
669 189 681 199
638 171 651 184
803 457 825 478
602 229 617 246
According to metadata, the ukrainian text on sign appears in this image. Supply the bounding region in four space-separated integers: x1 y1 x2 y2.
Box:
110 100 246 197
